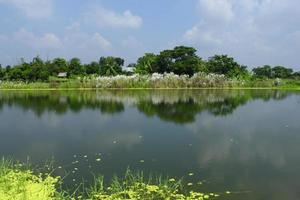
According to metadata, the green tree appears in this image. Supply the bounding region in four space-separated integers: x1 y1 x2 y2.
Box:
8 67 23 80
85 61 100 75
293 71 300 79
99 57 124 76
154 46 205 76
134 53 157 74
0 64 3 80
6 65 11 72
68 58 84 76
171 46 206 76
271 66 293 78
252 65 272 78
50 58 67 76
207 55 248 78
30 56 49 81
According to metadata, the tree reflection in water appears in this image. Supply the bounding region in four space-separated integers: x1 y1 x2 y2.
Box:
0 89 295 123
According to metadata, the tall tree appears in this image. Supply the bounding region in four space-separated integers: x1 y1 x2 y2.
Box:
252 65 272 78
271 66 293 78
50 58 67 76
134 46 205 76
207 55 248 78
85 61 100 75
99 57 124 76
68 58 84 76
134 53 157 74
171 46 206 76
0 64 4 79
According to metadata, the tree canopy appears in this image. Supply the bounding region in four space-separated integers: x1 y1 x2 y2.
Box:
253 65 294 79
0 46 299 81
207 55 249 78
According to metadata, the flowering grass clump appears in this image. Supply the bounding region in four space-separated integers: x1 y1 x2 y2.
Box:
77 73 234 89
0 159 60 200
1 73 299 89
0 81 49 89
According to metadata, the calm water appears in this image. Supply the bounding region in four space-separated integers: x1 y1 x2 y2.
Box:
1 89 300 199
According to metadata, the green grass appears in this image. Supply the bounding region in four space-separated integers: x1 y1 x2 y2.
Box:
87 169 220 200
0 159 222 200
1 74 300 90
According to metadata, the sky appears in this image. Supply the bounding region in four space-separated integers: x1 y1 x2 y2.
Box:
0 0 299 70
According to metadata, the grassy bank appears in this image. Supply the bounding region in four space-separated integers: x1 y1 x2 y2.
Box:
1 73 300 90
0 159 222 200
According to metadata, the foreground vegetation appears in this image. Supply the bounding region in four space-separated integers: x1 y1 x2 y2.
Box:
0 159 222 200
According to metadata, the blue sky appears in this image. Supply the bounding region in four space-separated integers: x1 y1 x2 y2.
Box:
0 0 299 70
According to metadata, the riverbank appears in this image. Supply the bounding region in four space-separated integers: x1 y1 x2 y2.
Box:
0 159 221 200
1 73 300 90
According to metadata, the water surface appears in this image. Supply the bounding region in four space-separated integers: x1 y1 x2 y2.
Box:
0 89 300 200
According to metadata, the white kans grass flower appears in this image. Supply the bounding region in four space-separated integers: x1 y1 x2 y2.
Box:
0 73 243 89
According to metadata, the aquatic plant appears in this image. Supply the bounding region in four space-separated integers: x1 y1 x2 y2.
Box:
0 159 221 200
0 159 61 200
87 169 219 200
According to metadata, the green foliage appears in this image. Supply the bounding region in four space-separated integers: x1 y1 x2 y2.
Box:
99 57 124 76
135 46 206 76
157 46 206 76
0 159 60 200
85 61 100 75
88 169 218 200
293 72 300 79
134 53 157 74
68 58 84 76
253 65 294 79
0 46 299 82
0 159 220 200
50 58 68 76
1 73 300 89
207 55 248 78
252 65 272 78
0 64 4 79
272 66 293 78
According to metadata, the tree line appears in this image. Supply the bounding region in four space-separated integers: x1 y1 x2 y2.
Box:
0 46 299 81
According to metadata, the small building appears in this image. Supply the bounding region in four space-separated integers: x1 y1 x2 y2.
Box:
57 72 67 78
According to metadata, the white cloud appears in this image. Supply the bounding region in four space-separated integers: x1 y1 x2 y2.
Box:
14 28 62 49
7 25 113 63
84 6 143 29
63 22 112 51
0 0 53 19
197 0 234 23
184 26 222 47
181 0 300 68
92 33 112 50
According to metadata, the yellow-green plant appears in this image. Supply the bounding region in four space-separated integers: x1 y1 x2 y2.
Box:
87 169 219 200
0 159 60 200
